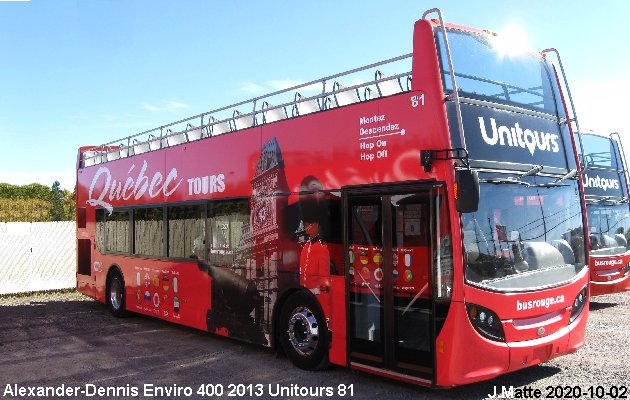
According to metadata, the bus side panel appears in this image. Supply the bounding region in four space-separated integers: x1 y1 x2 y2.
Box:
125 259 212 332
91 255 212 332
328 275 346 366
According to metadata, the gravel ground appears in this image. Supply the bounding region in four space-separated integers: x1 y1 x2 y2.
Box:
0 289 628 400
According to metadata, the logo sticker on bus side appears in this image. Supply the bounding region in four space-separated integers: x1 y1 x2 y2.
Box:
477 117 559 156
582 171 622 197
457 103 571 170
516 295 564 311
86 160 227 213
87 160 183 213
593 259 623 267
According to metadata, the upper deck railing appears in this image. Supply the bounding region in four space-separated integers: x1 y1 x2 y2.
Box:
80 54 413 168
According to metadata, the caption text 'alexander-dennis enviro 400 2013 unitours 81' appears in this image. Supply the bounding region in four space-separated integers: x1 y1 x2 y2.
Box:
75 8 590 388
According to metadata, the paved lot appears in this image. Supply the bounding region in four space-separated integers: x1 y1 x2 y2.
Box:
0 290 628 400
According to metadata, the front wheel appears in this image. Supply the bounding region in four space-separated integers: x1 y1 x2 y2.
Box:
279 292 329 370
107 269 127 317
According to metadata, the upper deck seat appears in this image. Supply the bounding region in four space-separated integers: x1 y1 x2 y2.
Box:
375 70 404 97
167 130 188 147
119 144 131 158
292 92 321 116
106 149 120 161
133 139 150 155
208 116 231 136
331 81 361 107
233 110 256 130
262 101 287 124
148 134 167 150
83 151 98 167
186 123 205 141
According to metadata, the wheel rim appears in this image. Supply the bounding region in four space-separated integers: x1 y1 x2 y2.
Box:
287 306 319 356
109 277 122 311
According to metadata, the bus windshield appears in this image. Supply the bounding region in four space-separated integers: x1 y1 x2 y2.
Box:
437 28 565 115
586 202 630 256
461 174 586 292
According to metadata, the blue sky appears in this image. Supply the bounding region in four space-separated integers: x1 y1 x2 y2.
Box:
1 0 629 191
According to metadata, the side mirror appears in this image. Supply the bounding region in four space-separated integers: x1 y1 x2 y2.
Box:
455 169 479 213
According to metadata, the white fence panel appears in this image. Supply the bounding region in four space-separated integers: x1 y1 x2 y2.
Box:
0 221 76 295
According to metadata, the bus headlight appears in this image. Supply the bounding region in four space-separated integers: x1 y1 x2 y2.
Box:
466 303 505 342
569 285 588 323
624 261 630 276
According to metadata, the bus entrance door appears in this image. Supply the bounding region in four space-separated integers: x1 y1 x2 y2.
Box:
345 185 436 383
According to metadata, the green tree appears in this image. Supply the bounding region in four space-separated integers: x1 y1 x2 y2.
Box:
64 186 76 220
50 181 65 221
0 181 76 221
0 182 50 200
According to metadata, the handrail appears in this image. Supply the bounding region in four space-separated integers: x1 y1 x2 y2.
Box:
448 70 545 100
423 8 468 161
541 48 584 169
610 132 629 173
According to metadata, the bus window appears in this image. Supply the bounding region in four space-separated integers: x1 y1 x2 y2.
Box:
95 209 105 252
167 204 205 258
350 204 382 246
207 199 250 267
134 207 164 257
96 209 130 254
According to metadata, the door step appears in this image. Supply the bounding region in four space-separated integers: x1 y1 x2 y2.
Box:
350 362 432 386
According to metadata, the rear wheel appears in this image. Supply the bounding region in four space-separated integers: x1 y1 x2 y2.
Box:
279 292 329 370
107 269 127 317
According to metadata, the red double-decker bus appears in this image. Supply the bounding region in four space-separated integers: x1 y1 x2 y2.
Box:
76 9 589 387
579 132 630 295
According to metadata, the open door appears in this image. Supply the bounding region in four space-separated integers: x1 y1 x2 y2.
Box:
345 183 445 385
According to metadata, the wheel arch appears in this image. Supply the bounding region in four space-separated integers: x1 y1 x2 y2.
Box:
105 264 124 293
104 263 127 314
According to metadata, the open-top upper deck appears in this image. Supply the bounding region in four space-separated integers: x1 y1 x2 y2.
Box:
79 54 413 168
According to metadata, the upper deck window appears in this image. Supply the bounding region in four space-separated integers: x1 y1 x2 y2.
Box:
437 28 565 116
581 134 620 170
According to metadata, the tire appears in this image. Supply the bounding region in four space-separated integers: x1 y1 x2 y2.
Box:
278 291 329 370
106 269 127 317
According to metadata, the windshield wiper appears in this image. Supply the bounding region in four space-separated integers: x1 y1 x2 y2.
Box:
481 165 543 186
481 177 530 185
521 164 543 177
595 196 614 204
532 168 577 188
596 197 629 204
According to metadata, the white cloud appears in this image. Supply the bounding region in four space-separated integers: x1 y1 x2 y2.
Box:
0 170 75 191
143 101 190 113
239 82 266 94
143 103 161 112
167 101 189 110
